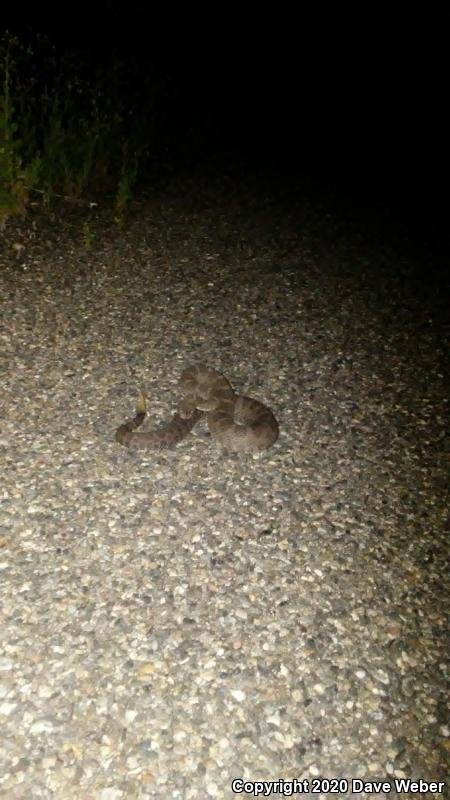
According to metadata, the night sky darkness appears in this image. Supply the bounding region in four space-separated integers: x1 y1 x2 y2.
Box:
3 5 447 250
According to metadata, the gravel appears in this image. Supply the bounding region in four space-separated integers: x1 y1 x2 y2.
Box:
1 175 448 799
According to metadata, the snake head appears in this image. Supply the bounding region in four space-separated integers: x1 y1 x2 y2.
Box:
178 397 197 419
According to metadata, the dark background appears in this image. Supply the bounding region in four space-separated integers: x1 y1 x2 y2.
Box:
3 5 447 250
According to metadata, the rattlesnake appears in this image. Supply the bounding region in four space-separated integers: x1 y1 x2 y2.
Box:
115 364 279 453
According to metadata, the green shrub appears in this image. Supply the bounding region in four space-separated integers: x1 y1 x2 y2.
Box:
0 30 158 224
